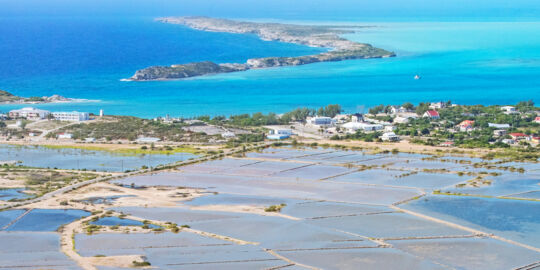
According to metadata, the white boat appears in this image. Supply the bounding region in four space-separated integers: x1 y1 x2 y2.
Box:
414 74 421 80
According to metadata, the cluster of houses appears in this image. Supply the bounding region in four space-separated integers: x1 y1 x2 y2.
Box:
7 107 91 122
265 103 540 146
267 113 400 142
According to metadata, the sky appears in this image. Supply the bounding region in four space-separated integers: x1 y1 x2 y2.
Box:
2 0 540 21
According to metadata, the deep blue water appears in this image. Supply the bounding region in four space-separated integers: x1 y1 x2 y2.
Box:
406 195 540 248
0 17 539 118
91 216 159 228
5 209 90 231
0 188 32 201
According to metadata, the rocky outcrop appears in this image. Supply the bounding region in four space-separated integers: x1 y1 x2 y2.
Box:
130 61 248 81
128 16 395 81
0 89 78 104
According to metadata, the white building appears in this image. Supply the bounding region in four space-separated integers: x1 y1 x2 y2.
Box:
57 133 73 139
267 128 292 140
488 123 510 129
136 137 161 143
502 138 516 145
342 122 384 133
390 106 410 115
493 130 507 137
351 113 363 123
381 132 400 142
307 116 334 127
221 131 236 138
429 102 448 110
52 111 89 122
384 125 397 132
501 106 517 114
9 107 50 120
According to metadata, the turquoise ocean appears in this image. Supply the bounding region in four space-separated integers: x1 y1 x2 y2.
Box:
1 17 539 118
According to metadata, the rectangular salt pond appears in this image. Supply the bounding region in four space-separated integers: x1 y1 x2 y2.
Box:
186 215 377 250
388 237 540 270
223 161 308 176
90 216 160 228
281 201 394 219
245 148 332 160
0 209 26 228
306 212 469 239
279 248 443 270
76 232 282 269
0 188 33 201
78 195 135 205
184 193 304 207
404 195 540 249
113 172 421 204
331 170 467 190
5 209 89 231
112 207 240 224
179 158 257 173
272 164 354 180
0 144 196 172
0 231 81 269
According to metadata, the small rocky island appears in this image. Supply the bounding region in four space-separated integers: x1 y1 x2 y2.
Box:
0 89 78 104
128 16 395 81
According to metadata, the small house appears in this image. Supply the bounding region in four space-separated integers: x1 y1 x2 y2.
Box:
307 116 334 127
440 141 455 147
267 128 292 140
423 110 440 119
493 130 507 137
509 133 528 140
381 132 400 142
57 133 73 139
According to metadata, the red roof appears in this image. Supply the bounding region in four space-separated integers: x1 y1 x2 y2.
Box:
441 141 454 145
459 120 474 126
509 133 527 137
425 110 439 117
535 116 540 121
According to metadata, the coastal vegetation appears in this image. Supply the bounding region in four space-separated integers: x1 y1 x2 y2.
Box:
264 203 287 212
40 144 202 156
198 104 342 126
0 164 101 199
48 116 220 143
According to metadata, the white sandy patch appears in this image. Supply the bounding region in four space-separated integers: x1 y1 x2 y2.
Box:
189 204 300 220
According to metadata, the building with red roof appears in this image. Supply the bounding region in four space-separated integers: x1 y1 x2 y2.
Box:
509 133 528 140
423 110 440 119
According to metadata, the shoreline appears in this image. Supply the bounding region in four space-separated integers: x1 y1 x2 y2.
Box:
0 98 100 105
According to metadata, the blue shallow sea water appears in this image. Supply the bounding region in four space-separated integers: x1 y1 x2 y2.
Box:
0 17 539 118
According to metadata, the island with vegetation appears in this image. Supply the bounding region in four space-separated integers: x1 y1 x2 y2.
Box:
128 16 395 81
0 89 80 104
